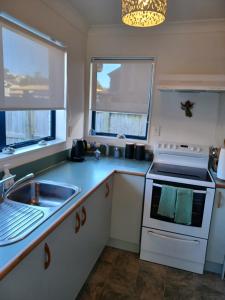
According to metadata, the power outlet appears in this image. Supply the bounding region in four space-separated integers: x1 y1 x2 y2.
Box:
68 126 72 137
153 126 161 137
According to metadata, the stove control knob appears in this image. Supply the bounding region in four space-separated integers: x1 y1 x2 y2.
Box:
173 144 177 149
158 143 161 148
190 146 194 151
197 147 201 152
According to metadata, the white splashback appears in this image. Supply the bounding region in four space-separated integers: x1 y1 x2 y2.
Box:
155 92 221 147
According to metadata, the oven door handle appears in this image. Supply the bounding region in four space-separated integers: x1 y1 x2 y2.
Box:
152 183 207 195
148 230 200 245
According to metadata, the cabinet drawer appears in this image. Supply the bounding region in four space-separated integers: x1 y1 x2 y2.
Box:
140 227 207 273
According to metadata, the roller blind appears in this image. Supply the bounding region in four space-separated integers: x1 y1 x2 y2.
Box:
91 59 154 114
0 16 66 110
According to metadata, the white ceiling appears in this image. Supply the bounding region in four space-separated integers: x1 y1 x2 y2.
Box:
69 0 225 26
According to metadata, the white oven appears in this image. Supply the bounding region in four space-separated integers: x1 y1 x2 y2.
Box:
143 179 215 239
140 142 216 274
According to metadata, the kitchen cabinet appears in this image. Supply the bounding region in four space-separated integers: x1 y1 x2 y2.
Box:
71 176 113 298
109 173 145 253
0 177 113 300
206 189 225 266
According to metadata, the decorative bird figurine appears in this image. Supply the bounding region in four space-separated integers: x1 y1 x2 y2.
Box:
181 100 194 118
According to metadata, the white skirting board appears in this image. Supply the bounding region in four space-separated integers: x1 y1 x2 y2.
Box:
107 238 139 253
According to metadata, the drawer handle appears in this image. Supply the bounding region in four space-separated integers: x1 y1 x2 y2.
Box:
105 182 110 198
148 231 200 245
75 212 81 233
217 191 222 208
81 206 87 226
44 243 51 270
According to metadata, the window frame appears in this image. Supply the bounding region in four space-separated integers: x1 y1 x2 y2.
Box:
91 111 150 140
90 57 154 141
0 110 56 151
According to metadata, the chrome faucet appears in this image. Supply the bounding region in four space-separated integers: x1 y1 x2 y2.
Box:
0 173 34 203
0 175 16 204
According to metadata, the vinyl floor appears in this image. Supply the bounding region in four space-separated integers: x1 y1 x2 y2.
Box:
77 246 225 300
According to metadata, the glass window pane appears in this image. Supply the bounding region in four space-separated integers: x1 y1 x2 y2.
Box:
95 111 147 137
3 27 50 101
5 111 51 145
92 60 153 114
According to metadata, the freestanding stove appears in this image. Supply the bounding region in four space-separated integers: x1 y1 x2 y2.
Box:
140 142 215 274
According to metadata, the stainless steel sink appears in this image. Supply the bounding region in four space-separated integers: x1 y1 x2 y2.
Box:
0 180 80 246
7 180 79 209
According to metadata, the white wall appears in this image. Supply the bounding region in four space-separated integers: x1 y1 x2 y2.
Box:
86 20 225 147
0 0 87 145
157 91 220 145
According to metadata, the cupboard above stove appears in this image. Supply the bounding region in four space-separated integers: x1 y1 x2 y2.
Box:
157 74 225 92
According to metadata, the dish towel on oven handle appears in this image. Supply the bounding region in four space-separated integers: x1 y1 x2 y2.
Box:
175 187 193 225
157 185 177 218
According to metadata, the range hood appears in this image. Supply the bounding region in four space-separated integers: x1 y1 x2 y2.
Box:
157 74 225 92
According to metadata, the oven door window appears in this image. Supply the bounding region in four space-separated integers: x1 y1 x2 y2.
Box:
150 181 206 227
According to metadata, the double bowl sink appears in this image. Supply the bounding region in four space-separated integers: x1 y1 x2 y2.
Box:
0 180 81 246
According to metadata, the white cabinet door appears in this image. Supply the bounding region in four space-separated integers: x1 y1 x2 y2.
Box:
110 173 145 252
43 212 83 300
207 189 225 264
0 240 47 300
0 211 82 300
42 178 113 300
76 178 113 283
0 178 113 300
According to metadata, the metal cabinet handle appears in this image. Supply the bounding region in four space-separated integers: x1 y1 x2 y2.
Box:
105 182 110 198
217 191 222 208
81 206 87 226
148 230 200 245
75 212 81 233
44 243 51 270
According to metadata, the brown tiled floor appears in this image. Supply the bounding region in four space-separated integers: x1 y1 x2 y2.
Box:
77 247 225 300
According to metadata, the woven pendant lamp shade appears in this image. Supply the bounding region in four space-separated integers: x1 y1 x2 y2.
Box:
122 0 167 27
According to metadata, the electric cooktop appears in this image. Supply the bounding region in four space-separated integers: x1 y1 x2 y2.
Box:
149 163 213 183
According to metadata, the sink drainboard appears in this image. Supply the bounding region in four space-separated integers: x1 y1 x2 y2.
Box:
0 200 44 246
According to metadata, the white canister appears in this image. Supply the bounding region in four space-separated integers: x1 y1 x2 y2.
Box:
217 148 225 180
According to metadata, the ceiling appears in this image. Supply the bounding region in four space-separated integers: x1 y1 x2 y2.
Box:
69 0 225 26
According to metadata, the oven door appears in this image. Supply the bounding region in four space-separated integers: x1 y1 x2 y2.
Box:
143 179 215 239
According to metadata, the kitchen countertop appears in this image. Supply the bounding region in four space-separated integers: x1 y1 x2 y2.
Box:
0 157 150 280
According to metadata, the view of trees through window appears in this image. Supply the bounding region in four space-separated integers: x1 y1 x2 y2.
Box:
3 27 50 101
5 111 51 145
1 27 55 147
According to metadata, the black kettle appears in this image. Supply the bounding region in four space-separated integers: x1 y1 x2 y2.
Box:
70 139 87 162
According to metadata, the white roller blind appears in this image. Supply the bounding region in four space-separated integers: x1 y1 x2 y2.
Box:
91 59 154 114
0 19 66 110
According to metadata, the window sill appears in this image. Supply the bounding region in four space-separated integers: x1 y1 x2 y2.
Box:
86 134 149 148
0 139 67 170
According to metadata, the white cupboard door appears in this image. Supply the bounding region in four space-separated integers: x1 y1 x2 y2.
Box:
0 241 46 300
207 189 225 264
0 177 113 300
77 178 113 278
43 212 82 300
110 174 144 250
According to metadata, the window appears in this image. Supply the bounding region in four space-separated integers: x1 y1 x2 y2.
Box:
0 13 66 151
0 110 55 149
90 58 154 140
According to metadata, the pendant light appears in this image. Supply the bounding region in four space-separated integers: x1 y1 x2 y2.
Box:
122 0 167 27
